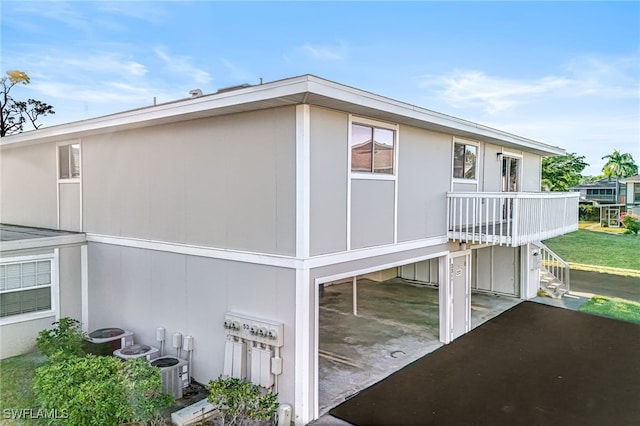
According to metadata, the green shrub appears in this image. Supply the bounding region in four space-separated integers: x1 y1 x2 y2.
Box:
33 354 128 426
578 204 599 221
36 317 87 358
32 355 172 426
122 358 174 424
620 213 640 234
207 376 279 425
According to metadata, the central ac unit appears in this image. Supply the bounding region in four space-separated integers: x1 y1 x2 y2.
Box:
150 356 189 399
85 327 134 356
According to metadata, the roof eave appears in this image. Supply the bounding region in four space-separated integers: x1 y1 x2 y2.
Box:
0 74 565 156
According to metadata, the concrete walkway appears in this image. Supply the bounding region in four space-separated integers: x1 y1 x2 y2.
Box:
534 269 639 311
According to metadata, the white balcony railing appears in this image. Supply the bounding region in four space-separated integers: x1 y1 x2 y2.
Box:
447 192 580 247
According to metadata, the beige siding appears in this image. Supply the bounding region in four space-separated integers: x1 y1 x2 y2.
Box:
0 245 83 359
522 152 542 191
482 143 504 192
309 107 348 256
0 143 57 228
87 243 296 409
0 316 55 359
82 107 296 255
472 245 520 296
58 245 83 320
350 179 395 249
397 127 450 241
58 183 81 231
481 145 540 192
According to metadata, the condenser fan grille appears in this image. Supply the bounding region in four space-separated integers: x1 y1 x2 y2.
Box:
151 357 180 367
89 328 125 339
120 344 152 355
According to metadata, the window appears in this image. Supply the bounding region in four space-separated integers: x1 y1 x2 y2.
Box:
351 123 395 174
59 143 80 179
0 259 53 318
453 142 477 180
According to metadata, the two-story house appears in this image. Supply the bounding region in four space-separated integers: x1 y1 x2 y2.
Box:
0 75 578 424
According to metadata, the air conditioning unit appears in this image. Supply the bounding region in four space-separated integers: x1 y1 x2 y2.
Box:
150 356 189 399
85 328 134 356
114 343 159 361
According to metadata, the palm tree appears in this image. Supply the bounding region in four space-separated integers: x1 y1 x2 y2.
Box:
601 150 638 203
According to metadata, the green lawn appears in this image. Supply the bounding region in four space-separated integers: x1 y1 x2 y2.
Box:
579 296 640 324
543 229 640 272
0 352 47 426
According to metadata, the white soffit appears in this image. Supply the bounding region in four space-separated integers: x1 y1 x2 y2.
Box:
0 75 565 156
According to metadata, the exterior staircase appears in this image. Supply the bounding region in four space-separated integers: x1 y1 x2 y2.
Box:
534 242 570 298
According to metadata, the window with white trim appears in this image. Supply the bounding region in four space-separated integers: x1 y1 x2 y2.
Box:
0 259 53 318
58 143 80 179
351 122 395 175
453 142 477 180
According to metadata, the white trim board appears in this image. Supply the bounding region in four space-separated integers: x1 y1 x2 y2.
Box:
296 105 311 259
85 233 448 270
0 234 87 252
0 251 59 326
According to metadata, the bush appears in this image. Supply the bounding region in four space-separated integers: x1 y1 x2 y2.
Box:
122 358 174 424
579 204 599 221
207 376 279 426
32 355 172 426
620 213 640 234
36 317 87 358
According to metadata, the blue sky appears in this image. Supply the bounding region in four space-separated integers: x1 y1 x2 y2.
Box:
2 1 638 176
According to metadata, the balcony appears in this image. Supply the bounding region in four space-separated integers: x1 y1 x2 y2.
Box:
447 192 580 247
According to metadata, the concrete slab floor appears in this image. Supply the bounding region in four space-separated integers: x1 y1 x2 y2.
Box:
317 277 520 417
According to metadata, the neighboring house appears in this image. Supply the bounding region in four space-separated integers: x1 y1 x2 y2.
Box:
571 177 639 226
620 175 640 215
0 75 579 424
570 178 627 204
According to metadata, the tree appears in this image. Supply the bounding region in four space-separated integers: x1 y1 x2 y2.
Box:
541 152 589 191
601 150 638 204
601 150 638 180
1 70 55 137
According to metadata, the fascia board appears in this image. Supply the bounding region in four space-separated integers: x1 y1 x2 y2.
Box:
0 77 312 148
305 76 565 156
0 233 86 252
1 74 565 156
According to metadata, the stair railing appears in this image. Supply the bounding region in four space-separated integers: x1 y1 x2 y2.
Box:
534 242 570 293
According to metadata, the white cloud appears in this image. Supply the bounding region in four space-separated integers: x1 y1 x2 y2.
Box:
31 81 155 104
420 70 570 113
96 2 168 25
154 47 212 84
421 55 639 114
298 42 347 61
10 1 92 32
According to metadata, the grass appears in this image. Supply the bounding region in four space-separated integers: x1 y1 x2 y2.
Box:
579 296 640 324
577 221 628 234
543 229 640 273
0 352 47 426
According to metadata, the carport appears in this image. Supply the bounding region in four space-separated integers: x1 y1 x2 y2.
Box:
317 271 520 415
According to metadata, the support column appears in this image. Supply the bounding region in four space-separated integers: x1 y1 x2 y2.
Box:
81 244 89 332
